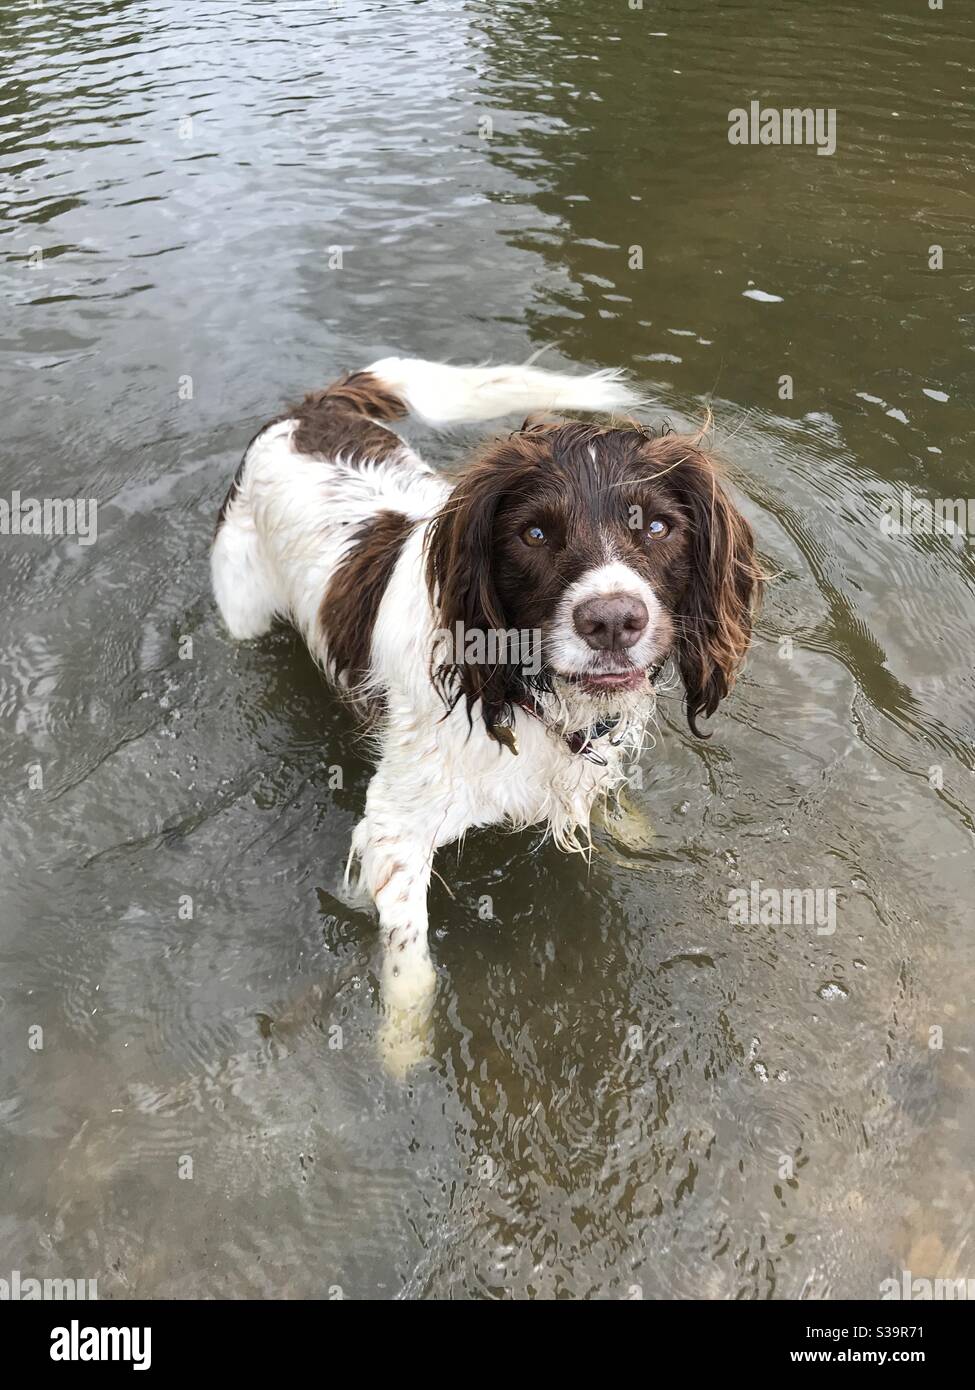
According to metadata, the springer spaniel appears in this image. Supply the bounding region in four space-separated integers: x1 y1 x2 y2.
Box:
212 357 760 1065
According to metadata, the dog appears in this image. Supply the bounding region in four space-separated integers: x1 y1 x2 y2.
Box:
212 357 761 1064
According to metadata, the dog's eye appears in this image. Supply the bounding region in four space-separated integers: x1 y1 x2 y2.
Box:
645 518 671 540
522 524 547 547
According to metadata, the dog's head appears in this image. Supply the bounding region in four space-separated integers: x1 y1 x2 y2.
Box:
425 421 761 740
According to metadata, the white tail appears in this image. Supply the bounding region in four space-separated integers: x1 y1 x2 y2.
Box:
366 355 645 426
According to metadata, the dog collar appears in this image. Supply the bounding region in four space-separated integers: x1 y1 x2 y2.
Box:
493 659 666 764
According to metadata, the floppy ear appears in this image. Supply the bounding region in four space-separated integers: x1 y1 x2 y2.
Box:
424 454 521 740
670 445 761 737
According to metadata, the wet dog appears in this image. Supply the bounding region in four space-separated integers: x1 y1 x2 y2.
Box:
212 357 760 1066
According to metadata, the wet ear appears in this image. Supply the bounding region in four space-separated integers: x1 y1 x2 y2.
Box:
672 447 761 736
424 461 515 737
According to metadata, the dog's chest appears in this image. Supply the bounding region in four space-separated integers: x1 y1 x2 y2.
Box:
453 712 632 845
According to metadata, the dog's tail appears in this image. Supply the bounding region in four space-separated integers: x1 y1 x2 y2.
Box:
363 355 644 426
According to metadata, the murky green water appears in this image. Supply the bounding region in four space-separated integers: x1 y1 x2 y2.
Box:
2 0 973 1299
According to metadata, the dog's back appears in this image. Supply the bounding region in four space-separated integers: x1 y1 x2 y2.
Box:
211 357 639 672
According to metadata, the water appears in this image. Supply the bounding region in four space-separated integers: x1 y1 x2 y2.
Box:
2 0 973 1299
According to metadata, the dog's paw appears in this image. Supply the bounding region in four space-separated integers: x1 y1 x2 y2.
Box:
378 954 437 1079
378 1004 434 1080
596 793 655 853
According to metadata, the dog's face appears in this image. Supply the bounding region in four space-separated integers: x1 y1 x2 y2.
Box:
426 422 760 738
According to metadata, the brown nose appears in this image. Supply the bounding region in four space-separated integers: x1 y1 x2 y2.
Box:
573 593 649 652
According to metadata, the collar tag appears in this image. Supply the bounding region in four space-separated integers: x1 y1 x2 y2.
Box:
490 722 519 756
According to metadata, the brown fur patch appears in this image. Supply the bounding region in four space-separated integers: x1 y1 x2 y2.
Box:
320 509 415 712
289 370 407 462
215 371 407 534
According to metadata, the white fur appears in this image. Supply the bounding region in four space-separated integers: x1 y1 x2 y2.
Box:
212 357 656 1067
546 558 670 679
365 355 645 425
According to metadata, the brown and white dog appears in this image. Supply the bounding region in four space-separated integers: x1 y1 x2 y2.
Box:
212 357 760 1064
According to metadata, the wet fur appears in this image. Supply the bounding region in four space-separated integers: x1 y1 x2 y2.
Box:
211 355 761 1063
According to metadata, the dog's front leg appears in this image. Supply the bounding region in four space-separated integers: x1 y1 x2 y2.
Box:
366 832 436 1010
353 798 444 1074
